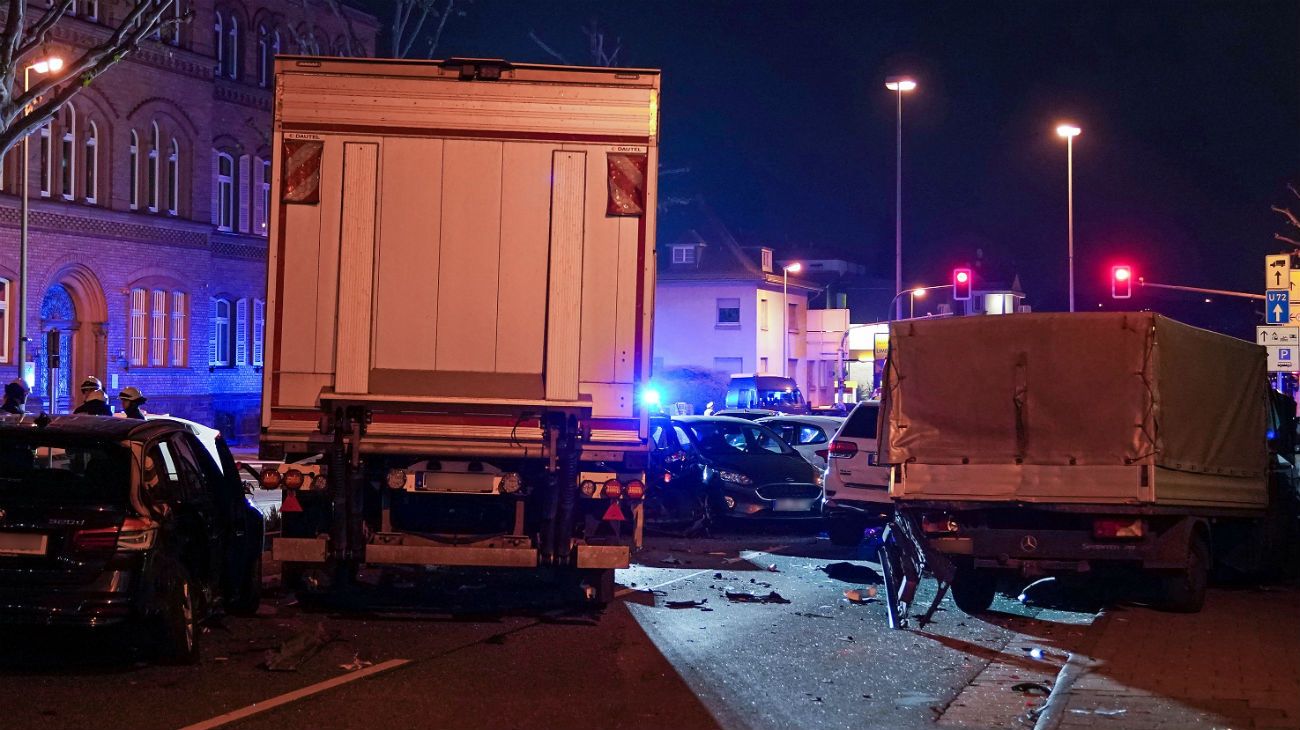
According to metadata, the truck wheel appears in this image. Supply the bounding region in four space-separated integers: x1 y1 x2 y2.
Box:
1160 534 1209 613
828 515 866 547
950 567 997 615
153 567 200 665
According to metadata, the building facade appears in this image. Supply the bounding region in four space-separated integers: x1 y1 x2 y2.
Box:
0 0 375 443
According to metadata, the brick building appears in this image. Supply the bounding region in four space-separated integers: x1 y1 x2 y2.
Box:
0 0 376 443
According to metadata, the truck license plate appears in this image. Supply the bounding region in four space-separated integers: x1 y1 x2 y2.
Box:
773 499 810 512
0 532 48 556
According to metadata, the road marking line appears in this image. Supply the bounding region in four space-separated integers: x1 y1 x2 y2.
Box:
177 658 411 730
613 546 788 598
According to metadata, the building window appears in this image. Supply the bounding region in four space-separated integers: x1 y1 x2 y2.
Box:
80 0 98 20
84 120 97 203
39 122 50 197
162 0 182 45
59 105 75 200
150 290 167 366
788 302 799 332
761 249 773 273
0 278 9 363
210 297 231 366
129 288 148 367
716 298 740 325
255 157 270 235
759 298 769 331
128 130 139 210
225 15 239 79
147 122 159 212
213 11 223 72
671 245 695 264
759 357 769 373
170 291 187 366
167 139 179 215
234 298 248 365
216 152 233 230
258 25 270 87
252 298 265 366
237 154 249 231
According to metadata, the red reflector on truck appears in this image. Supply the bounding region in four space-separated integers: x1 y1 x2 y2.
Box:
602 501 626 522
829 440 858 459
1092 518 1144 539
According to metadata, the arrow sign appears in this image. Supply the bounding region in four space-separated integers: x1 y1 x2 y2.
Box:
1266 289 1290 325
1267 255 1290 291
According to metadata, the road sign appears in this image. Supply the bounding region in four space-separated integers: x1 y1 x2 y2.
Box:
1257 326 1300 347
1267 254 1291 290
1289 271 1300 325
1266 289 1289 324
1269 346 1295 372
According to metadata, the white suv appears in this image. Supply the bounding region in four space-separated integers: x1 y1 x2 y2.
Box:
824 401 893 546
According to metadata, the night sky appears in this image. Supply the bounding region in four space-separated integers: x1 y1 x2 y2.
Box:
372 0 1299 336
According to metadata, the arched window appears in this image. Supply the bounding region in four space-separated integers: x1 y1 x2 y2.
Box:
162 0 182 45
167 138 179 215
225 15 239 78
210 297 231 366
84 120 97 204
258 25 269 87
147 122 159 212
59 105 75 200
39 122 51 197
216 151 234 230
80 0 98 21
213 11 223 72
128 130 139 210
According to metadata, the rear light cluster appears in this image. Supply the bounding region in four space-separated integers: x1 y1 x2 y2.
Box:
71 516 158 553
920 512 959 535
261 466 321 491
1092 518 1144 539
581 478 645 500
828 440 858 459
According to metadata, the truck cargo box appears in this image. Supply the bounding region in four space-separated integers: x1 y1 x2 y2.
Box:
881 313 1268 510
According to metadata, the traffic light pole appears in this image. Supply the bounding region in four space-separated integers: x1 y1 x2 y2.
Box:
1136 278 1264 301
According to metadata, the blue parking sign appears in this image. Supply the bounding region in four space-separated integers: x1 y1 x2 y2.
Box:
1267 290 1290 324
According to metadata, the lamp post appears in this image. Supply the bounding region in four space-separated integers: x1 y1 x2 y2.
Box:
782 262 802 378
909 287 925 319
18 55 65 385
1056 123 1081 313
886 283 950 321
885 76 916 320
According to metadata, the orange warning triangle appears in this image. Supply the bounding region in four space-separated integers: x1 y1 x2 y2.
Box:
281 490 303 513
601 500 626 522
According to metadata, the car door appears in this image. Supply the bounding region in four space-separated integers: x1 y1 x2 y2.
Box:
161 434 225 601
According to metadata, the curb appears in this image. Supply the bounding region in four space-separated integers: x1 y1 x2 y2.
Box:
1034 608 1113 730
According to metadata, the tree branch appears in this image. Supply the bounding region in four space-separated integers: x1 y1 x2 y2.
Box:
422 0 452 59
528 30 569 65
15 0 75 67
1275 233 1300 249
1272 204 1300 232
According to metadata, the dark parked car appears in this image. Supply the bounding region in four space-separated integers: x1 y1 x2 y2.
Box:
647 416 824 522
0 415 263 663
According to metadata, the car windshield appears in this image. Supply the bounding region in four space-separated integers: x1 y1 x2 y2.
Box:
841 403 880 439
0 434 132 506
758 388 804 408
686 421 795 456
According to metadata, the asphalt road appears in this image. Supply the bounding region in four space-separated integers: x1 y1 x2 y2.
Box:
0 525 1098 730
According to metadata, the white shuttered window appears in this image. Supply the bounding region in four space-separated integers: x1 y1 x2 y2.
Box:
170 292 187 366
150 290 167 366
235 298 248 365
129 288 147 366
252 298 265 366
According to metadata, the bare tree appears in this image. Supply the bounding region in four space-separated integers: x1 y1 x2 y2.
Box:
283 0 366 57
1273 182 1300 249
529 19 621 67
391 0 466 59
0 0 188 155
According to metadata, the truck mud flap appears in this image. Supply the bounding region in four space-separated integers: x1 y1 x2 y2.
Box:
575 545 630 569
273 537 330 563
364 544 539 568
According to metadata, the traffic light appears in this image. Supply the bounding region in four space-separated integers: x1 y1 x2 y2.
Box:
952 268 972 300
1112 265 1132 299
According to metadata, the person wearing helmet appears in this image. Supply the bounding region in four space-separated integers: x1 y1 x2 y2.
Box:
74 389 113 416
2 379 29 415
75 376 112 415
118 386 147 419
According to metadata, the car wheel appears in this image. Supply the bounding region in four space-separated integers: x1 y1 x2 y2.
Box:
828 515 866 547
154 567 200 665
950 567 997 615
226 554 262 616
1160 533 1209 613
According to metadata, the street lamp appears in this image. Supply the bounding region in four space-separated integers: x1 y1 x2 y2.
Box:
885 76 916 320
886 283 950 321
782 262 802 378
909 287 926 318
18 55 65 386
1056 123 1081 313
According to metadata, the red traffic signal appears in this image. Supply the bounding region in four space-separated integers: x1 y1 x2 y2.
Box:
1112 265 1132 299
952 268 972 300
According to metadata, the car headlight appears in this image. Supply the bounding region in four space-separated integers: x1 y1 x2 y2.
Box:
716 469 752 485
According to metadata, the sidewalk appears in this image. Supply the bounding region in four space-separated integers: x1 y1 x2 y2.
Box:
1039 585 1300 729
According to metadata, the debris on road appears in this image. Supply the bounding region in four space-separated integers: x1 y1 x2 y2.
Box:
819 562 882 584
1010 682 1052 697
724 590 791 604
339 654 374 672
1069 708 1128 717
661 556 682 565
842 587 878 604
766 564 780 572
666 599 713 611
262 622 335 671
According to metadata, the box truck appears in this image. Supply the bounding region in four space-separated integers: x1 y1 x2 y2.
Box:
257 57 660 603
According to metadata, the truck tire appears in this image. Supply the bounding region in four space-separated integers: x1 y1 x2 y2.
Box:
1160 533 1209 613
828 515 866 547
950 567 997 615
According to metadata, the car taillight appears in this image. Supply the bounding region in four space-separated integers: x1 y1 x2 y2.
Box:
1093 518 1144 539
829 440 858 459
260 467 283 489
920 513 959 535
72 516 158 553
625 480 645 499
603 479 623 498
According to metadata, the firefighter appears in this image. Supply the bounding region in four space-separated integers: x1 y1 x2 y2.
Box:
118 386 148 419
74 376 113 415
2 379 29 415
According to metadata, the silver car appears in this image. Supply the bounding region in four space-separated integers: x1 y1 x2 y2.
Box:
757 415 844 471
